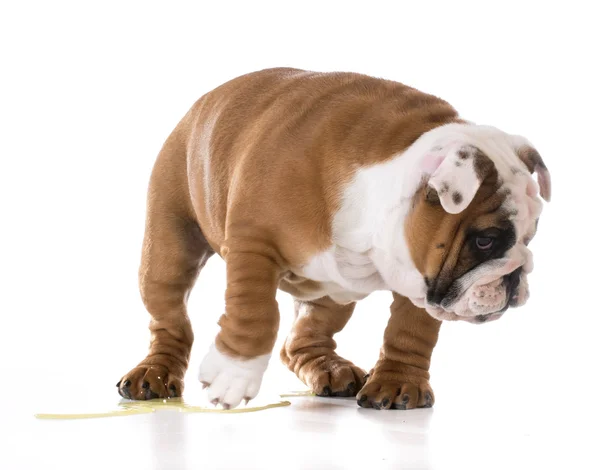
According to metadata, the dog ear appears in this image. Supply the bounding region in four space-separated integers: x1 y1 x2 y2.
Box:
427 144 494 214
511 136 552 202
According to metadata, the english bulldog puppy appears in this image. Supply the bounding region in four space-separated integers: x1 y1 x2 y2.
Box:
117 68 551 410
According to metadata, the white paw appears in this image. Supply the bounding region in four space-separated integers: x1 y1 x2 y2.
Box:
198 344 270 409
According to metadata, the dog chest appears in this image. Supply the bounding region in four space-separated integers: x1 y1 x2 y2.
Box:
279 247 387 304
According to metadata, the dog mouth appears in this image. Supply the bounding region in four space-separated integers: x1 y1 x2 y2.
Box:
505 268 523 307
421 267 526 324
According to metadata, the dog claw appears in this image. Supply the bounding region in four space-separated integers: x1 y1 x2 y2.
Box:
357 395 370 408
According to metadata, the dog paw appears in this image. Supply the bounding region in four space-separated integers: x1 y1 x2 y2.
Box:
299 354 366 397
198 344 270 409
117 363 183 400
356 373 434 410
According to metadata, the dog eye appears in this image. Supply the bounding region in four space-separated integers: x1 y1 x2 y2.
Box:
475 236 494 250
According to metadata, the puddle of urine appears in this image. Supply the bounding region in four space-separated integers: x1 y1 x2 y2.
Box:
34 392 318 420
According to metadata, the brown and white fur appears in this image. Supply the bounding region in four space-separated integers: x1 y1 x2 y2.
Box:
117 68 551 410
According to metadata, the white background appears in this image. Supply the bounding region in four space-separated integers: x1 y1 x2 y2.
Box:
1 1 599 469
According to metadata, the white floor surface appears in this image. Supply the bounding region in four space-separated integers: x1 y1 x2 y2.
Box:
7 346 599 470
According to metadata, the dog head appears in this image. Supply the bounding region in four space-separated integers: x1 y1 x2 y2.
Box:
405 125 551 323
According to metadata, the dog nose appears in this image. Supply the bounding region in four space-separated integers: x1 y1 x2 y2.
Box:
426 276 461 307
426 289 444 306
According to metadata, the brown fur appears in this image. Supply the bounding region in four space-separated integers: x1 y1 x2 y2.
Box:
117 68 470 407
280 297 366 397
357 294 441 409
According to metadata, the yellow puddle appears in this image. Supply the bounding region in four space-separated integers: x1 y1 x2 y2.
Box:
35 391 315 420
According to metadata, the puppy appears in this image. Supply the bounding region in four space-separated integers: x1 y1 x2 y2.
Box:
117 68 550 410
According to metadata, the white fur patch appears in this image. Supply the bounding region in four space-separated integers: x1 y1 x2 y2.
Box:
198 344 270 409
428 143 483 213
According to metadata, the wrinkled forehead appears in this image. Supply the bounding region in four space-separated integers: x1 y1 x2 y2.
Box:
501 170 543 242
475 131 543 242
